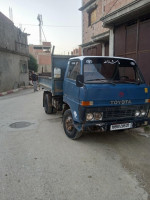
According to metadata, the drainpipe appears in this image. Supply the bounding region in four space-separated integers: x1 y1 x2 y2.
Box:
109 27 114 56
102 43 105 56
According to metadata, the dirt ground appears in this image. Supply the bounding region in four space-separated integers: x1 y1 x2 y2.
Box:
0 89 150 200
84 127 150 199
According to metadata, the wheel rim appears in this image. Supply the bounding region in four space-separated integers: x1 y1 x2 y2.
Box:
65 116 74 132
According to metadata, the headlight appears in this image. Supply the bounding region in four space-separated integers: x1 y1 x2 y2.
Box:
86 113 94 121
141 110 146 116
86 112 103 121
135 110 140 117
94 112 103 121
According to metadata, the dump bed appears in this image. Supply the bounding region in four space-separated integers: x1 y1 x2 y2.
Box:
38 55 73 96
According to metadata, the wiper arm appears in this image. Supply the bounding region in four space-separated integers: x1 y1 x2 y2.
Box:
86 79 116 85
126 81 142 85
86 78 104 81
114 80 140 85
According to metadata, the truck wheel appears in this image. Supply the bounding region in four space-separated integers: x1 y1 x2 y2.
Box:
63 109 83 139
44 94 53 114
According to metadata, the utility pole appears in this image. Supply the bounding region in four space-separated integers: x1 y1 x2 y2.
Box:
9 7 13 22
37 14 43 45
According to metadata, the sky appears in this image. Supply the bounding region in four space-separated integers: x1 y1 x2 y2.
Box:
0 0 82 54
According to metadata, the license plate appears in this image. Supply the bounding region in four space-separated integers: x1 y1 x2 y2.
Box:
110 123 133 131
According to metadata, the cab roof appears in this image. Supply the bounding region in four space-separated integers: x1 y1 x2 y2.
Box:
69 56 135 62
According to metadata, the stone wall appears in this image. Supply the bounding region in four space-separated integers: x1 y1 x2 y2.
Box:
0 12 29 92
0 52 29 92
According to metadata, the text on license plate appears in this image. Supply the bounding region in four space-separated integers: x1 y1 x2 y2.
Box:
110 123 133 131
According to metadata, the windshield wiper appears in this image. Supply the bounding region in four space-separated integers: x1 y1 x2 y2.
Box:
86 79 116 85
114 80 140 85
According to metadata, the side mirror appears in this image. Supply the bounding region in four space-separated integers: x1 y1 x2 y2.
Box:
76 75 84 87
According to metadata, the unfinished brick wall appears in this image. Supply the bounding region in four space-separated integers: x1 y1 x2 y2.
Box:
104 0 133 15
82 0 134 44
29 43 52 73
82 0 107 44
38 54 51 65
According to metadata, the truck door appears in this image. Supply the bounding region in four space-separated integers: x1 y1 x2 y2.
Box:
63 60 81 120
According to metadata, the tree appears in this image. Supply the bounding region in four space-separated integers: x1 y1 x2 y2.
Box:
28 54 38 72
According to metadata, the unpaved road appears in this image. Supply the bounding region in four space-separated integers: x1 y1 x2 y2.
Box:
0 89 150 200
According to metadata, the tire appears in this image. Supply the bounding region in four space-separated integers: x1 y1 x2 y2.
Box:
63 109 83 139
52 107 57 114
44 93 53 114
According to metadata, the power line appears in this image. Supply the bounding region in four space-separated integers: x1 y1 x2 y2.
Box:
17 23 80 28
106 0 119 15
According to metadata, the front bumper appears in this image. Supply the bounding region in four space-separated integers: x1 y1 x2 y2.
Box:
74 117 149 132
79 104 149 122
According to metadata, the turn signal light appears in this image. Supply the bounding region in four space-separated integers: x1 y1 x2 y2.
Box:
145 88 148 93
145 99 150 103
81 101 93 106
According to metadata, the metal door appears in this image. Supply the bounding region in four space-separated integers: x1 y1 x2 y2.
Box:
114 16 150 85
138 18 150 84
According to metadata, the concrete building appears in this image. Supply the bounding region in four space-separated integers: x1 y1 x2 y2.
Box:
29 42 51 73
0 12 29 92
79 0 150 84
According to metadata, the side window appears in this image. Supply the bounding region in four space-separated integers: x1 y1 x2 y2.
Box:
67 61 80 80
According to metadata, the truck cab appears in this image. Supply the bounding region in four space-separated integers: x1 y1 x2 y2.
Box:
62 56 150 139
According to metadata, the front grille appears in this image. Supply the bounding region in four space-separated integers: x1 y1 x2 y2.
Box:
103 106 135 119
86 105 149 121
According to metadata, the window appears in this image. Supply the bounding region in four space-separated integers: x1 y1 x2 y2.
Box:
34 47 42 50
67 61 80 80
83 58 144 84
20 61 28 73
84 63 105 81
89 9 97 26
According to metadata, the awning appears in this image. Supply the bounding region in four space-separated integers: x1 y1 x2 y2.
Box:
80 41 100 48
80 31 109 48
91 31 109 42
101 0 150 27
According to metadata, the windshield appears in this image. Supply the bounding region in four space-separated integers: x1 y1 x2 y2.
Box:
84 58 144 84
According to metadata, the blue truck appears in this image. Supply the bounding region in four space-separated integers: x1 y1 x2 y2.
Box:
39 55 150 139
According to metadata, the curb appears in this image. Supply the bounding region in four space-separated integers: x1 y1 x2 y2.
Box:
0 85 33 97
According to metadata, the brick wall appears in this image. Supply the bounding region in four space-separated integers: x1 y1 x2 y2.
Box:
42 42 51 46
82 0 134 44
29 43 52 73
82 0 107 44
38 54 51 65
71 46 82 56
104 0 133 15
